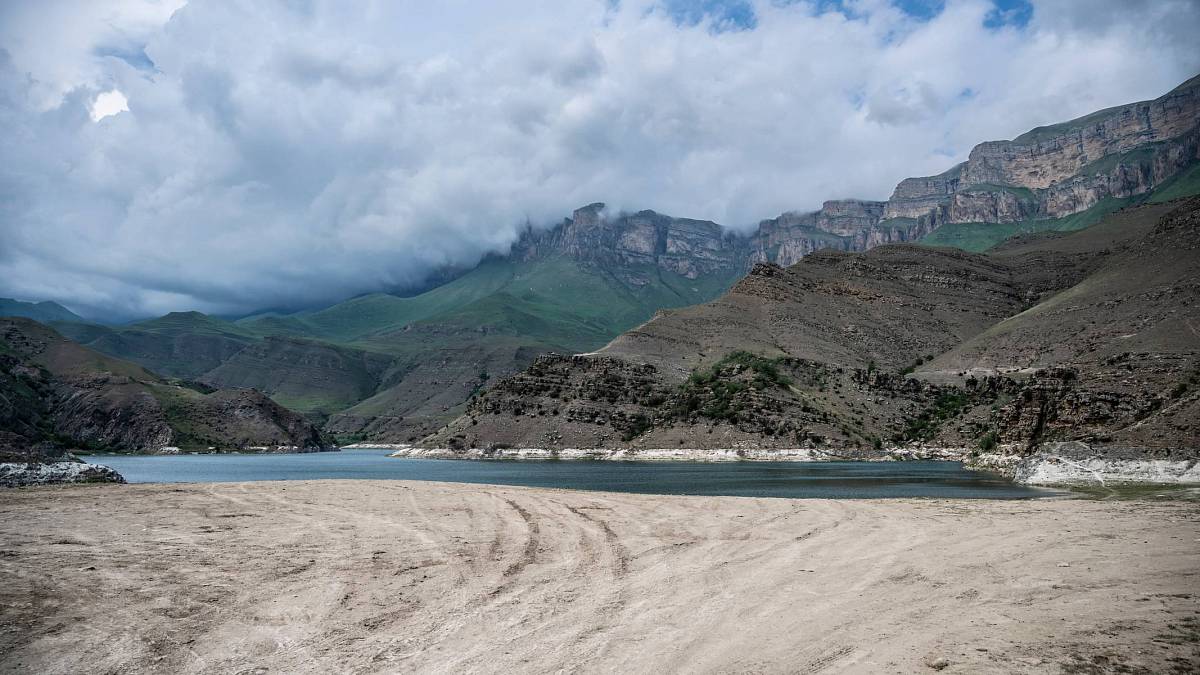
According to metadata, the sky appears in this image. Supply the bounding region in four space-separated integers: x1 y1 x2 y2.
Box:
0 0 1198 320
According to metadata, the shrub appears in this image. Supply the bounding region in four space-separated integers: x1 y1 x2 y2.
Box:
978 431 1000 452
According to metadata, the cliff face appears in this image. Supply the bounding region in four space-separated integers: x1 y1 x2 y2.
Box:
512 204 749 280
884 165 964 220
516 197 930 275
884 75 1200 226
962 79 1200 189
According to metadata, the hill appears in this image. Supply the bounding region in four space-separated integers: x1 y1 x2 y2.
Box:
54 311 257 379
0 318 327 455
420 198 1199 463
0 298 87 324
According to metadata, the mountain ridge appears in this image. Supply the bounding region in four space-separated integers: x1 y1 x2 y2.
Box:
0 298 87 325
31 74 1200 445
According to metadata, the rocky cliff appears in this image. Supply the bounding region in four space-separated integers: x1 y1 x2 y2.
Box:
513 196 935 276
511 203 751 282
511 76 1199 274
884 75 1200 228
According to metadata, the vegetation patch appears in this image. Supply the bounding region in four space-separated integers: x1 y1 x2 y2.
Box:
977 431 1000 452
669 351 793 424
893 392 971 443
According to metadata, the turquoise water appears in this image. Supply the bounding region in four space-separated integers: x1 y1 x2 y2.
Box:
91 448 1053 499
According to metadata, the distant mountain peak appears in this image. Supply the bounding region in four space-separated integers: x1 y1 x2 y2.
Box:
0 297 87 325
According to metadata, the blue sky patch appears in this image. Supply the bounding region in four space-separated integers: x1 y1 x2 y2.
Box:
661 0 757 30
984 0 1034 29
655 0 1031 29
94 44 156 72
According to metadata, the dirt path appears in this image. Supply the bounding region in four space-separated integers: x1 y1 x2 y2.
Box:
0 481 1197 673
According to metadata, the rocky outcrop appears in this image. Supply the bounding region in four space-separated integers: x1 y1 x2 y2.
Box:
884 165 964 220
970 442 1200 485
513 204 749 280
0 460 125 487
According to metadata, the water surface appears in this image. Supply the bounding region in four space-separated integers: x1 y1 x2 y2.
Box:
92 448 1053 499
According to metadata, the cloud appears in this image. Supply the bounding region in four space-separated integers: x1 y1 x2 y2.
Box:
0 0 1198 320
89 89 129 121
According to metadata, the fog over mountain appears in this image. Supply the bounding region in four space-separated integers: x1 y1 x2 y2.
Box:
1 0 1198 320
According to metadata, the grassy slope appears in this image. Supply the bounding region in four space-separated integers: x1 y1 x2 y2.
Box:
236 258 516 342
131 311 258 338
239 254 738 351
919 196 1138 252
52 311 258 380
203 254 742 421
958 183 1037 201
330 257 742 427
1148 162 1200 204
420 258 736 345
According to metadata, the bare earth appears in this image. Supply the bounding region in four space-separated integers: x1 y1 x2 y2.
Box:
1 482 1197 674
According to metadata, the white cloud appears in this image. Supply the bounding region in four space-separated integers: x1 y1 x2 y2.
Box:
89 89 129 121
0 0 1198 319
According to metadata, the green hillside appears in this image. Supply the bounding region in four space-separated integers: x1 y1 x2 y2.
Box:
1148 162 1200 204
53 311 258 379
132 311 258 338
172 253 742 427
236 258 517 342
0 298 87 324
237 254 737 349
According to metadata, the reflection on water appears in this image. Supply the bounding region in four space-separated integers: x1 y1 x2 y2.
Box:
92 448 1055 500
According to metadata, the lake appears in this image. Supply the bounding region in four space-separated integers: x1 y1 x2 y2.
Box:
91 448 1054 499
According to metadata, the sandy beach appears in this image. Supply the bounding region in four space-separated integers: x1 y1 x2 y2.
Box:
1 481 1197 674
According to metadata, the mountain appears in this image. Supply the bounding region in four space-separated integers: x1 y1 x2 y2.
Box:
748 73 1200 257
912 74 1200 249
420 197 1199 463
0 298 87 324
44 75 1200 443
54 311 258 379
0 318 327 455
277 209 751 438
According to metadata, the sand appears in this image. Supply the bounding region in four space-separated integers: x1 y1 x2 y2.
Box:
1 481 1197 674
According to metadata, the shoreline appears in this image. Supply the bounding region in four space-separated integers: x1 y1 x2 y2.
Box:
2 480 1196 673
384 445 1200 487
